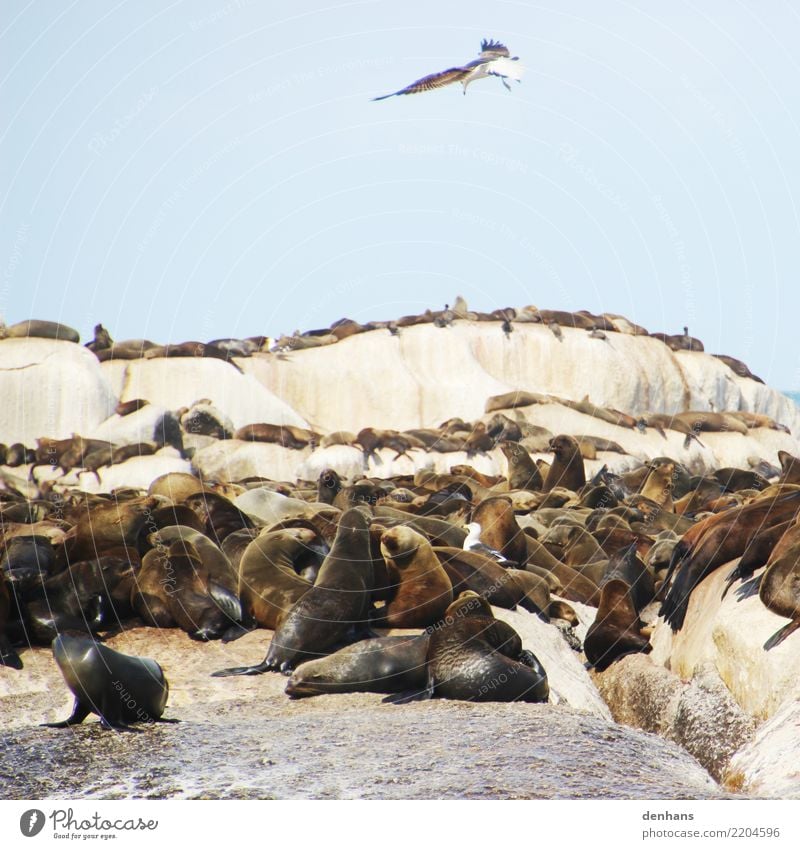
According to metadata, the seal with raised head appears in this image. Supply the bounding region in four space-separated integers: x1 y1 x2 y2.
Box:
213 507 374 675
42 634 172 730
500 441 543 491
371 526 453 628
470 496 529 565
285 634 429 698
542 435 585 493
424 591 549 702
584 579 651 670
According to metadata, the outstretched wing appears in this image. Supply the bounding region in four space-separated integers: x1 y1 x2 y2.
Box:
479 39 510 59
372 65 471 101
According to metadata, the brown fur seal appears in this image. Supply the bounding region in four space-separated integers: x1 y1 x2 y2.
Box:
234 423 318 449
372 527 453 628
4 319 79 343
132 539 241 640
213 507 374 675
42 635 172 730
523 536 601 605
674 411 748 436
759 524 800 649
584 579 651 670
542 435 585 493
285 634 429 698
640 461 675 510
660 491 800 630
424 592 549 702
500 441 543 491
433 546 550 617
777 451 800 486
236 529 315 629
470 496 528 564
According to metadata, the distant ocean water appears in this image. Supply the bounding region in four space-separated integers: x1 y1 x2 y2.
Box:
784 391 800 408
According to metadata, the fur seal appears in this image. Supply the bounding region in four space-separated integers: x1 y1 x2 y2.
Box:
470 497 529 565
372 526 453 628
234 423 318 449
640 461 675 510
660 491 800 630
213 507 374 675
584 579 652 670
500 441 543 491
236 529 315 630
4 319 80 343
424 592 549 702
542 435 585 493
43 635 172 730
434 546 549 616
285 634 429 698
759 524 800 649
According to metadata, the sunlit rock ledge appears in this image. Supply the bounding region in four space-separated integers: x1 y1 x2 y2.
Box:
2 323 799 482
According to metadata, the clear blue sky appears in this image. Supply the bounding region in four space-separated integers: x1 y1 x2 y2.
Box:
2 1 799 389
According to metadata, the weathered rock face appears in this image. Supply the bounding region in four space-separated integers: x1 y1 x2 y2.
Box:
3 324 800 486
725 699 800 798
492 607 611 720
238 323 800 435
596 656 757 782
101 358 309 430
650 565 800 721
0 339 116 444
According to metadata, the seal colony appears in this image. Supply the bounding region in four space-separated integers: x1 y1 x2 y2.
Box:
2 304 800 760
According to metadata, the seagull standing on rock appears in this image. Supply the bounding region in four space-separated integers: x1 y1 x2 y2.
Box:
373 40 524 100
463 521 516 566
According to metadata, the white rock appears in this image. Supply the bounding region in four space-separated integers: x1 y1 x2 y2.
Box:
726 698 800 798
492 606 611 719
192 440 310 485
650 565 800 720
100 358 308 430
0 339 116 444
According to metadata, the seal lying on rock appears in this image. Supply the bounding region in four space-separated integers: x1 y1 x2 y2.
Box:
423 591 549 703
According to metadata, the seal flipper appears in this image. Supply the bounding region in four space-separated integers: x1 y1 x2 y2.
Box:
211 659 272 677
735 574 763 601
220 621 257 643
0 635 23 670
763 618 800 651
208 581 242 624
41 698 91 728
516 597 550 622
383 665 434 704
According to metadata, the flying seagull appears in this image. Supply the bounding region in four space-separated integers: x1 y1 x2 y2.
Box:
373 39 523 100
